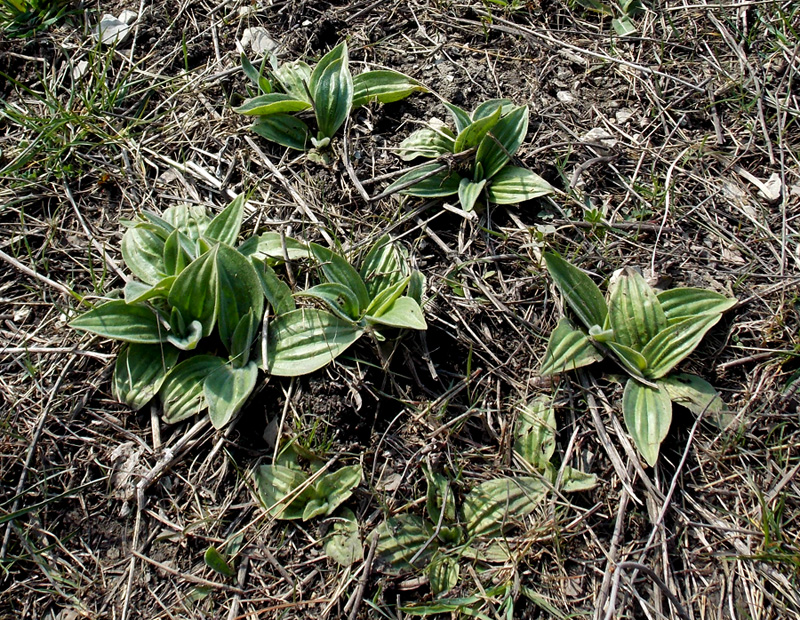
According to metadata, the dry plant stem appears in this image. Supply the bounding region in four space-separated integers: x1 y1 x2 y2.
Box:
120 508 142 620
595 466 633 620
131 549 245 594
345 531 380 620
243 136 335 247
605 562 691 620
1 355 77 559
650 145 692 274
226 556 250 620
342 116 371 203
0 248 82 302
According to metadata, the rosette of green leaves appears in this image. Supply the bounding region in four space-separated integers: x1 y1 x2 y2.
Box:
69 196 289 429
262 235 427 377
387 99 553 211
540 252 737 466
236 41 426 150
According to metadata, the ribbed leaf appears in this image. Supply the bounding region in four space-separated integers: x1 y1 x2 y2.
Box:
367 296 427 330
544 252 608 330
324 508 362 567
660 373 733 429
216 244 264 354
163 229 192 276
235 93 311 116
364 276 409 317
162 205 209 242
351 70 426 107
622 378 672 467
121 226 166 285
397 126 456 161
471 98 514 120
386 163 460 198
205 194 245 246
69 300 166 343
312 465 361 517
641 313 722 379
168 247 218 338
238 232 309 263
309 243 370 312
204 361 258 429
453 106 501 153
310 42 353 139
273 60 313 103
443 102 471 133
375 514 436 572
251 114 311 151
113 343 180 410
123 277 175 304
427 556 459 597
657 288 736 322
607 268 667 350
485 166 553 204
254 464 314 520
360 235 409 299
266 308 364 376
606 340 648 378
458 178 486 212
474 105 529 179
160 355 226 423
300 282 362 322
252 260 295 315
514 397 556 469
540 318 603 375
462 476 546 537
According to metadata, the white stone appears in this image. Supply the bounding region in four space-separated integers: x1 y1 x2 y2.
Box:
93 14 131 46
118 9 138 25
557 91 576 104
240 27 278 55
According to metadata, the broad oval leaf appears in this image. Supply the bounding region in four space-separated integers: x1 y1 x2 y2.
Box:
168 247 219 338
471 98 514 120
253 260 296 315
313 464 362 516
359 235 409 299
309 243 370 312
272 60 313 103
204 361 258 429
424 466 456 524
453 105 501 153
205 194 245 246
324 508 363 567
266 308 364 376
386 163 461 198
659 373 733 429
427 556 459 597
300 282 362 322
251 114 311 151
367 297 427 330
474 105 529 179
162 205 210 241
622 378 672 467
234 93 312 116
462 476 547 537
216 244 264 354
69 300 167 343
544 252 608 330
123 277 175 304
641 313 722 379
457 178 486 212
254 464 314 520
204 546 236 578
352 70 426 107
397 126 456 161
561 467 598 493
607 268 666 350
121 226 166 285
375 514 436 572
166 319 203 351
485 166 553 204
113 343 180 410
310 42 353 139
540 318 603 376
515 397 556 469
229 309 257 367
160 355 226 423
657 287 736 322
606 340 648 378
238 231 309 263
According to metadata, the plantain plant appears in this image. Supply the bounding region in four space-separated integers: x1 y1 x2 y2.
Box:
235 41 426 150
386 99 553 211
69 195 291 429
540 252 737 466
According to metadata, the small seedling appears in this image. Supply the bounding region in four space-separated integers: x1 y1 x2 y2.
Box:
540 252 737 466
235 41 426 150
387 99 553 211
572 0 645 36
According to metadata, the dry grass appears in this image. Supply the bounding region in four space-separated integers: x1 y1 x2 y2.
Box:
1 0 799 618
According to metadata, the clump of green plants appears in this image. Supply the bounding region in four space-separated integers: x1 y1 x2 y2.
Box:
572 0 645 36
0 0 70 37
540 252 737 466
235 41 426 150
387 99 553 211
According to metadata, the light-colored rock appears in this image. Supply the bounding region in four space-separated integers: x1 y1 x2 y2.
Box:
93 14 131 46
240 27 278 55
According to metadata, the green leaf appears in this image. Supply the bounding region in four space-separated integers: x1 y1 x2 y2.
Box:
607 268 667 350
241 54 271 93
471 98 514 120
300 282 362 322
427 556 459 597
622 378 672 467
443 102 471 134
204 546 236 578
238 232 309 263
204 361 258 429
254 464 314 520
251 114 311 151
163 229 193 276
168 247 219 338
229 309 257 366
121 226 166 285
310 42 353 139
641 313 723 379
657 288 736 322
324 508 363 567
514 397 556 469
457 178 486 212
462 477 546 537
386 163 461 198
123 277 175 304
544 252 608 330
485 166 553 204
314 465 361 516
612 15 637 37
160 355 226 423
375 514 436 572
540 318 603 375
266 308 364 376
253 261 296 315
205 194 245 246
162 205 210 241
113 343 180 410
359 235 409 299
453 105 501 153
351 70 426 107
474 105 529 180
216 244 265 354
364 276 409 317
397 126 456 161
606 340 649 378
309 243 370 312
659 373 733 429
70 300 167 344
424 466 456 524
272 60 313 103
166 319 203 351
367 297 427 330
561 467 598 492
234 93 311 116
408 270 425 306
